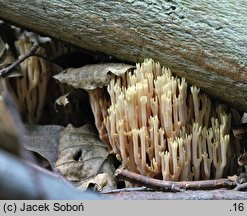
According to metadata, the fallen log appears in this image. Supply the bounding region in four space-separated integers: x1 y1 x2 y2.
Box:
0 1 246 110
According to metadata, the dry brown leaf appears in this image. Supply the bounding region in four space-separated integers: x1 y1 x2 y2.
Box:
54 91 71 112
241 113 247 124
78 173 115 192
228 175 238 182
53 63 135 90
24 125 64 169
55 124 116 191
228 173 247 185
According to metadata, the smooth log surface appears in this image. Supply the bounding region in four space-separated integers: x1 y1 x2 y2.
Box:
0 0 246 110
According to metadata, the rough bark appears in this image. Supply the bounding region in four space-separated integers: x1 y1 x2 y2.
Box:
115 169 235 191
0 0 246 110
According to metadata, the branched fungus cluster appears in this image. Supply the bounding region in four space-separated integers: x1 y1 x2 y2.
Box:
0 33 62 123
89 59 232 181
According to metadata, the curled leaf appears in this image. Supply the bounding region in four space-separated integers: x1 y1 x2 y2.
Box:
24 125 64 169
54 91 71 112
241 113 247 124
228 173 247 185
78 173 116 192
55 124 116 191
53 63 135 90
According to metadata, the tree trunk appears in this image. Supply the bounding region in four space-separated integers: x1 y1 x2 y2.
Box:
0 0 246 110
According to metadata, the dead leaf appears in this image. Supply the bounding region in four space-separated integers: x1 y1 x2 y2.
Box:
0 36 6 58
78 173 116 192
54 91 71 112
55 124 116 191
241 113 247 124
228 173 247 185
53 63 135 90
228 175 238 183
24 125 64 169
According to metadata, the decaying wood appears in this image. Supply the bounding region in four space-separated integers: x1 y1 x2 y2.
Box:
0 149 101 199
115 169 236 191
0 1 246 110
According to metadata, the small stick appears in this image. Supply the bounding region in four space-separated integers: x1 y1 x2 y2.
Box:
115 169 236 192
0 43 39 77
178 178 236 190
115 169 183 192
103 187 150 194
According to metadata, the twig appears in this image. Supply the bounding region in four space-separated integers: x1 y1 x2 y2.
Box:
102 186 150 194
115 169 183 192
0 43 39 77
234 183 247 191
179 178 236 190
115 169 236 192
